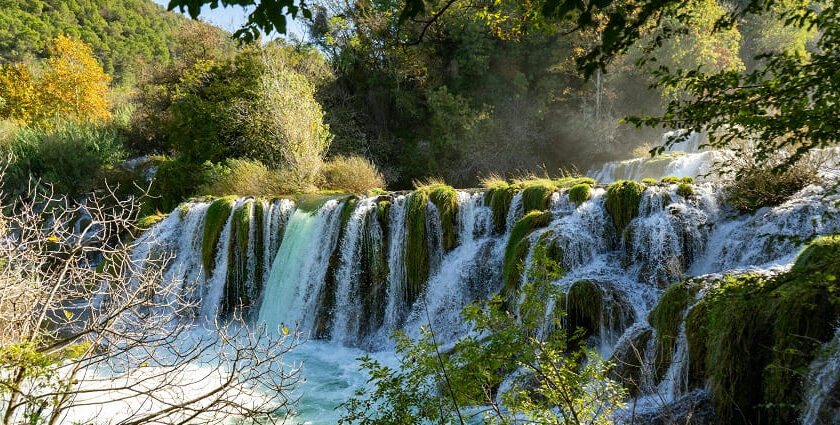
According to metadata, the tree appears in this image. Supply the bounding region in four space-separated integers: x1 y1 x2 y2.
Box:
0 170 303 425
0 35 112 126
339 244 626 425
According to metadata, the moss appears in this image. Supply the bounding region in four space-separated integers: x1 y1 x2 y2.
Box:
137 213 167 230
486 183 518 233
295 193 349 212
425 184 459 252
642 178 658 185
555 176 596 188
201 196 236 275
520 179 556 212
676 183 694 198
405 190 430 308
368 187 388 196
376 200 391 232
681 176 695 184
648 283 693 383
567 280 603 340
339 196 359 230
609 328 654 397
684 237 840 425
568 183 591 204
222 201 253 318
661 176 681 184
502 210 552 304
359 211 390 335
178 204 190 219
604 180 645 232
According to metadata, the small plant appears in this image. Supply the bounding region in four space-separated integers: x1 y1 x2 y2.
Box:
321 155 386 193
568 183 591 204
677 182 694 198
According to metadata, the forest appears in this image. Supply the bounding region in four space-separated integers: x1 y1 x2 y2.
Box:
0 0 838 424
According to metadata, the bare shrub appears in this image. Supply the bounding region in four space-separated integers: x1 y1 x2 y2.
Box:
320 155 385 193
718 144 823 213
0 169 302 425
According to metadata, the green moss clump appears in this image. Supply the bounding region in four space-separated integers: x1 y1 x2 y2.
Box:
555 176 595 188
648 283 693 383
676 183 694 198
137 213 167 230
425 184 459 252
339 197 359 231
201 196 236 275
642 178 658 185
567 280 603 340
222 201 253 317
520 179 556 212
605 180 645 232
178 204 191 219
660 176 681 184
486 182 518 233
568 183 591 204
685 236 840 424
502 210 552 303
681 176 695 184
405 190 430 308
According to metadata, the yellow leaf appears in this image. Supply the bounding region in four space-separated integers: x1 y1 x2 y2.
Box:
281 326 290 336
64 310 72 320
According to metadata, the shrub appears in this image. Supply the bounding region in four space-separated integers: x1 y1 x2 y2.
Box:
676 182 694 198
198 158 300 197
3 120 126 197
568 183 591 204
321 155 386 193
144 158 213 215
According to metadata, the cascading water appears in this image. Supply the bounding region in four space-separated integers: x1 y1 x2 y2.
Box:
127 159 840 423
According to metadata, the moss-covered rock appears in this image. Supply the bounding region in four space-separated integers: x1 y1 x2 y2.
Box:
684 236 840 424
648 283 693 383
605 180 645 232
221 200 253 317
681 176 695 184
502 210 552 304
642 178 658 185
424 184 459 252
661 176 681 184
201 196 236 276
520 179 555 212
137 213 167 230
677 183 694 198
555 176 596 188
567 280 603 340
486 182 518 234
568 183 591 204
376 200 391 233
405 190 430 308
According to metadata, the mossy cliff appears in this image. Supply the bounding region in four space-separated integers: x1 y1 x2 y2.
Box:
422 184 459 252
221 200 254 318
605 180 645 232
405 191 430 310
648 283 693 383
485 181 518 234
201 196 237 276
502 210 552 305
679 235 840 424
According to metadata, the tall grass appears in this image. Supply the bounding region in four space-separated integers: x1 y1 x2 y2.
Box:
322 155 386 193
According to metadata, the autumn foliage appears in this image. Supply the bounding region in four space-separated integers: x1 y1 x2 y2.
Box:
0 35 112 126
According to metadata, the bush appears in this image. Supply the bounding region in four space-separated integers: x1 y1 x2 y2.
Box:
199 158 300 197
144 158 214 215
321 155 386 193
3 120 126 197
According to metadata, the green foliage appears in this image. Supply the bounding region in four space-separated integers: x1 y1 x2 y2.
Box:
376 200 391 231
676 182 694 198
137 213 167 230
568 183 591 204
405 190 429 308
685 236 840 424
145 158 217 215
681 176 695 184
166 0 308 42
555 177 596 188
222 200 253 317
201 196 236 276
198 158 299 197
642 178 658 185
339 247 625 425
485 182 518 234
2 120 127 197
0 0 182 83
660 176 680 184
502 210 552 303
604 180 645 232
648 283 693 383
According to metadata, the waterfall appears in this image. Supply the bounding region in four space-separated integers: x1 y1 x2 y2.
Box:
801 326 840 425
258 200 343 335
